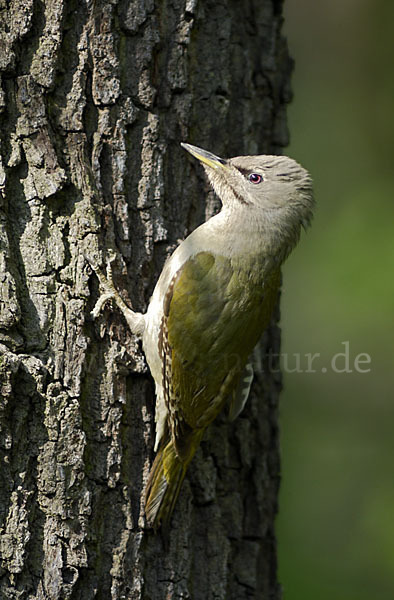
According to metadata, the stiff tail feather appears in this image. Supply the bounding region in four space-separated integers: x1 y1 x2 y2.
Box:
144 438 188 529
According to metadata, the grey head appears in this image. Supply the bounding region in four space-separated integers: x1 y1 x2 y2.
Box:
181 143 315 252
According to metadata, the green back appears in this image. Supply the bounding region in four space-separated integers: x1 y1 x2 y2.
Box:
161 251 280 455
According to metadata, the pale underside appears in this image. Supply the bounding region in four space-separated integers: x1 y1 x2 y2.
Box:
142 209 282 450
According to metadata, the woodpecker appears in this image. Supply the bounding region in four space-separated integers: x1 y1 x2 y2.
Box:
90 143 314 529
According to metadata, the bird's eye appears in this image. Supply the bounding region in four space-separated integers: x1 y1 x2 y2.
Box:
248 173 263 184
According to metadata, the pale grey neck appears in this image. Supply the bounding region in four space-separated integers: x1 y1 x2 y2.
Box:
195 207 298 263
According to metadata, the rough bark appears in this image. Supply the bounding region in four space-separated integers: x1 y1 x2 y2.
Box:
0 1 292 598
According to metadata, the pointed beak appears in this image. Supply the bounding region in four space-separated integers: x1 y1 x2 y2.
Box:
181 142 228 170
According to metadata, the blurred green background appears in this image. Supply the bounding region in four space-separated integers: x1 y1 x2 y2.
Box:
278 1 394 599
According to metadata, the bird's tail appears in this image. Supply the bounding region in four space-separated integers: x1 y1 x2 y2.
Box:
144 431 203 529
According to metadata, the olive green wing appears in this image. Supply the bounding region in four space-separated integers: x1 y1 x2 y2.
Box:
159 251 280 460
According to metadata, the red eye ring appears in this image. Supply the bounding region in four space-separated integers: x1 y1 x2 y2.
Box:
248 173 263 184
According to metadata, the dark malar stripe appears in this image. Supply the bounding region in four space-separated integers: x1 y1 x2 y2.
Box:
230 185 250 205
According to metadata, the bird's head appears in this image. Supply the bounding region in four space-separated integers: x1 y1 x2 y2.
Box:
181 143 315 251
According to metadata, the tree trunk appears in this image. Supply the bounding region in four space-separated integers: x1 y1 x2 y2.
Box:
0 1 292 598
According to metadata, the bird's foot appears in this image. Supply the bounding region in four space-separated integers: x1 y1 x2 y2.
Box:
88 253 145 336
90 252 118 317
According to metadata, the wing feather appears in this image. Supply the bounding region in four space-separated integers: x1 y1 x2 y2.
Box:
158 251 280 459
